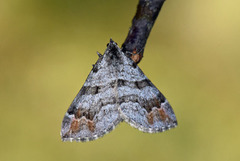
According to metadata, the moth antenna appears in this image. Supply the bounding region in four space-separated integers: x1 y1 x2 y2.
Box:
110 38 113 43
97 51 102 57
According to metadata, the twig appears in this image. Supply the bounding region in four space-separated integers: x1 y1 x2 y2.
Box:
122 0 166 64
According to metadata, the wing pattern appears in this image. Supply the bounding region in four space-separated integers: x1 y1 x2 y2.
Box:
61 40 177 142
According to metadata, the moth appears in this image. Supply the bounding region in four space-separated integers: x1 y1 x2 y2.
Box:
61 40 177 142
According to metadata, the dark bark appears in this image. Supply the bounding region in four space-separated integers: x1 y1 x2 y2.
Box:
122 0 165 64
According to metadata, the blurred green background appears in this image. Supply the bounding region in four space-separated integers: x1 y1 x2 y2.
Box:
1 0 240 161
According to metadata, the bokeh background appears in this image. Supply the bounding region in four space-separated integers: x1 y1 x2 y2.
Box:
1 0 240 161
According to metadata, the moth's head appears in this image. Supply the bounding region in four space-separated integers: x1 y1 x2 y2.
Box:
93 39 134 71
99 39 124 66
105 39 121 58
